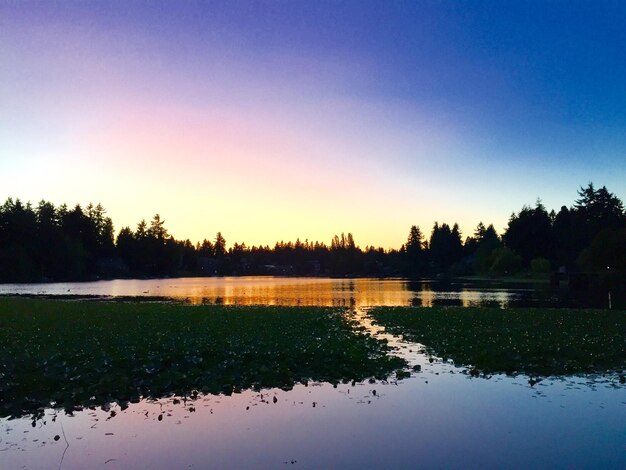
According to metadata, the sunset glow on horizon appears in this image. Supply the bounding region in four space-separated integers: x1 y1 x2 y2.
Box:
2 2 625 249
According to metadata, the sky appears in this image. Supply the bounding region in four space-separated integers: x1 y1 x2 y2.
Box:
1 1 625 249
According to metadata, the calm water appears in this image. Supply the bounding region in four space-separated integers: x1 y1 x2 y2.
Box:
1 318 624 470
0 276 607 308
2 365 623 469
1 277 623 469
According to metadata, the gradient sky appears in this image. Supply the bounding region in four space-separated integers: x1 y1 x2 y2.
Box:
1 1 625 249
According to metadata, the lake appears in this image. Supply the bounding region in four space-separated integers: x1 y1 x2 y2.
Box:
0 277 623 469
0 275 612 308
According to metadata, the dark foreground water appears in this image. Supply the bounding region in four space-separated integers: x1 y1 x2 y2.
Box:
2 365 623 469
1 277 624 469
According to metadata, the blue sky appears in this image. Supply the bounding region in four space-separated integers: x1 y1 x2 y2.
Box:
1 1 624 247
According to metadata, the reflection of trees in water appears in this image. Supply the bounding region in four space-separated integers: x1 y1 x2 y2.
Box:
4 277 598 308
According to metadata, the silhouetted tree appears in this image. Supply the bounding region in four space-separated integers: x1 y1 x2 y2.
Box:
214 232 226 258
504 200 553 265
404 225 425 275
574 183 625 247
429 222 463 272
406 225 424 253
198 239 214 257
147 214 168 241
34 200 61 279
0 199 37 281
0 184 622 282
136 219 148 239
86 203 115 256
462 222 502 273
181 239 198 272
116 227 136 271
552 206 581 268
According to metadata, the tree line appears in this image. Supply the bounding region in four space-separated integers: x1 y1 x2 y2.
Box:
0 183 623 285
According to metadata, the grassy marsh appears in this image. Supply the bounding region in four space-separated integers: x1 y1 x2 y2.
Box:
371 306 626 378
0 298 405 419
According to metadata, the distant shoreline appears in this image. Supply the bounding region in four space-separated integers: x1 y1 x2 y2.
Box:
0 273 552 286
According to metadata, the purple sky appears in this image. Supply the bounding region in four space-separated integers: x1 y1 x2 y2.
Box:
1 1 624 247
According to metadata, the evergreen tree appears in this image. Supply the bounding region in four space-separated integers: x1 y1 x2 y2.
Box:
504 200 553 264
214 232 227 258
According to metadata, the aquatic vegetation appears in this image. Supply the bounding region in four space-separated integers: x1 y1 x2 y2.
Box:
0 298 405 419
371 307 625 378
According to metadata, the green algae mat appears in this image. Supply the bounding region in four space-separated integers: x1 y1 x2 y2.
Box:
371 306 626 378
0 298 405 419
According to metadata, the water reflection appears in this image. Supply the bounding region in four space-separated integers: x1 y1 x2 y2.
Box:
0 284 623 469
2 363 624 470
0 276 573 308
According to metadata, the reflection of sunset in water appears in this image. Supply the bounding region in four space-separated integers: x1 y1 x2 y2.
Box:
0 277 526 308
106 277 516 307
163 278 417 307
